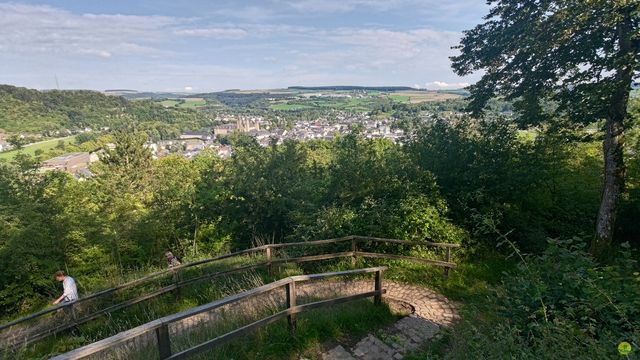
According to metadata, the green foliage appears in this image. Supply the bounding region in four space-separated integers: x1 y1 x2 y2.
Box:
451 0 640 253
410 117 603 251
420 239 640 359
451 0 640 124
193 133 466 248
0 157 71 313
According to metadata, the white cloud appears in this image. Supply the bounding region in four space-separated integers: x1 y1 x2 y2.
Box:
0 3 479 91
184 86 193 91
174 27 248 39
286 27 462 77
0 3 177 57
212 6 281 22
281 0 410 13
79 49 112 58
425 81 470 89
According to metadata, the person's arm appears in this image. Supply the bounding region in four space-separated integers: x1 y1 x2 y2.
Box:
53 278 73 304
52 294 65 305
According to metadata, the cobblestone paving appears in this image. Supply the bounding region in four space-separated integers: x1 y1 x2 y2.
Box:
320 280 458 360
323 345 356 360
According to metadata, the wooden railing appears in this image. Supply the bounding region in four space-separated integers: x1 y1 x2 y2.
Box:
0 235 460 350
50 267 388 360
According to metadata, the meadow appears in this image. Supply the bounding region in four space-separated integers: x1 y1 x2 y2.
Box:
0 135 78 161
391 91 462 104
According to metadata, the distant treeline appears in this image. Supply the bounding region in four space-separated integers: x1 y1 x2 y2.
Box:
288 86 415 91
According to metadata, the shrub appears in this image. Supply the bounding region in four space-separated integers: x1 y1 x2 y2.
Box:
435 238 640 359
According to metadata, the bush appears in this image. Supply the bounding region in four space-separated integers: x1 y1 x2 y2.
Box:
434 238 640 359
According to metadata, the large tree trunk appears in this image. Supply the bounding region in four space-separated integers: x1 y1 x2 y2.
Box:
591 11 635 257
592 114 625 256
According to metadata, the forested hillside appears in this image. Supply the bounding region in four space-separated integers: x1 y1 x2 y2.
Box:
0 85 212 135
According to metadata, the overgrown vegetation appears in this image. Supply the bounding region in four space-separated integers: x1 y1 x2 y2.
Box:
408 239 640 359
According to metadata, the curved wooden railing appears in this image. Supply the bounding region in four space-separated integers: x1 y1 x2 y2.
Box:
0 235 460 350
51 267 387 360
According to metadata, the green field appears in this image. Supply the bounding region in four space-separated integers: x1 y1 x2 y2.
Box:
179 99 207 108
267 91 461 112
159 99 179 107
388 94 411 103
0 135 78 161
392 91 462 103
269 97 378 112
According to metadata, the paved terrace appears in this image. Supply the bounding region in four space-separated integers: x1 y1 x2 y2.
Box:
317 281 459 360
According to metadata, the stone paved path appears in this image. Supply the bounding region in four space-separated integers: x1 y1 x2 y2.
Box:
319 281 458 360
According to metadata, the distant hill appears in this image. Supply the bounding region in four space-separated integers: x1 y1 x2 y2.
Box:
119 91 197 100
0 85 209 135
288 86 415 92
104 89 138 95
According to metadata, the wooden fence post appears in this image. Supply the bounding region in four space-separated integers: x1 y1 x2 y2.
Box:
172 269 181 299
351 237 357 267
70 303 77 323
156 323 172 360
266 246 272 276
286 281 297 336
374 270 382 305
444 248 451 279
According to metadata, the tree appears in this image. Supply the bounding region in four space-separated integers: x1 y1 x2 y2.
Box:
0 157 72 314
7 134 25 150
94 131 153 271
451 0 640 256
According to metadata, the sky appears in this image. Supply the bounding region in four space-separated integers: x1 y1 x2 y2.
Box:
0 0 490 92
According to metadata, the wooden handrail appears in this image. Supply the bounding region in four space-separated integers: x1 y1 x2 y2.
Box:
162 266 386 324
266 236 354 248
356 252 457 268
51 267 388 360
168 290 384 360
1 235 459 349
353 236 462 248
0 246 267 333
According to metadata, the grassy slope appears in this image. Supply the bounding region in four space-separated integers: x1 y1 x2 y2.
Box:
392 91 462 104
16 258 404 359
13 242 518 360
170 300 398 360
0 135 77 161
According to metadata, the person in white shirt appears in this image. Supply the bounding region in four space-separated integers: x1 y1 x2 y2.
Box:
53 270 79 304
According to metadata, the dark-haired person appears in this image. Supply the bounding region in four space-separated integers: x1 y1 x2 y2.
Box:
52 270 79 305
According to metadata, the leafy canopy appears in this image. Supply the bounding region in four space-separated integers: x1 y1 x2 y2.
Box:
452 0 640 126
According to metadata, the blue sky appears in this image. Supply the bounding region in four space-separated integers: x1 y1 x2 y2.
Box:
0 1 489 92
